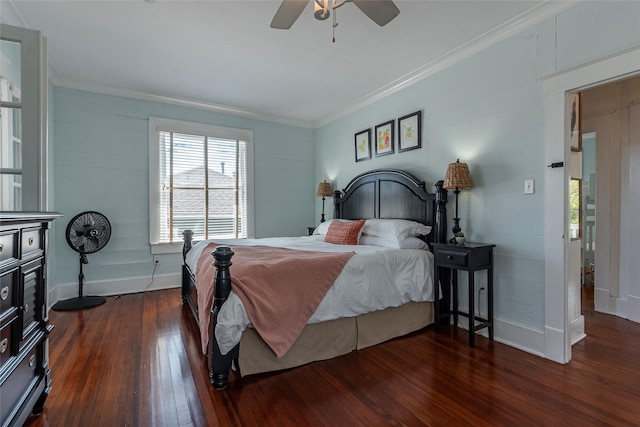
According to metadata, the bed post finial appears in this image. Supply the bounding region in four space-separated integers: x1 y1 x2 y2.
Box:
182 229 194 261
333 189 342 220
434 180 448 243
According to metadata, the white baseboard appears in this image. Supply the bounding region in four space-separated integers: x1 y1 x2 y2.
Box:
594 287 628 318
627 294 640 323
449 312 545 358
570 315 586 345
49 273 181 308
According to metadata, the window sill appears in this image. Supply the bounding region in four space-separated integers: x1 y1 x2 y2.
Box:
150 242 183 255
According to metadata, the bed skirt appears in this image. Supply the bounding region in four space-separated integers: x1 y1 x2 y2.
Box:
238 301 434 376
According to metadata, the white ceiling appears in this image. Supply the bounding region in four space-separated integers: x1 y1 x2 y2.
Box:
7 0 573 127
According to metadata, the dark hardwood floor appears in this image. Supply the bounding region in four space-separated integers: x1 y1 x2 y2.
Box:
24 285 640 426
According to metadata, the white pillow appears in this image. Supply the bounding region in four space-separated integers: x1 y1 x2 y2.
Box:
359 234 430 250
362 219 432 242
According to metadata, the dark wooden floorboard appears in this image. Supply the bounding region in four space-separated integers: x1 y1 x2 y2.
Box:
24 285 640 426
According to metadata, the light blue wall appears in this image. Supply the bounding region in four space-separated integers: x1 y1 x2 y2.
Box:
315 1 640 332
47 1 639 330
52 88 315 288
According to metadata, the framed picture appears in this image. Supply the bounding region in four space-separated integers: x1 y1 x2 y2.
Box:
354 129 371 162
569 92 581 152
374 120 394 157
398 111 422 152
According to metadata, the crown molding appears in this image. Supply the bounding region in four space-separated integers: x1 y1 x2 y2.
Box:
313 1 580 128
49 76 315 129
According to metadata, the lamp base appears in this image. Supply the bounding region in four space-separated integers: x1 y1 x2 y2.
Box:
451 217 461 234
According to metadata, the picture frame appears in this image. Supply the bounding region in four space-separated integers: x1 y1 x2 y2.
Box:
374 120 394 157
354 128 372 162
398 110 422 152
569 92 582 152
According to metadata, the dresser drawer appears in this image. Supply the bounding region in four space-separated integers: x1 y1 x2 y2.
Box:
0 342 40 424
435 249 468 268
21 228 43 259
0 229 19 268
0 269 18 321
0 318 16 372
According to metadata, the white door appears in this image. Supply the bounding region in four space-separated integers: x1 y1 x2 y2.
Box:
0 23 47 210
582 113 618 313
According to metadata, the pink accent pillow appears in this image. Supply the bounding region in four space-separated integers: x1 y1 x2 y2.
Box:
324 219 365 245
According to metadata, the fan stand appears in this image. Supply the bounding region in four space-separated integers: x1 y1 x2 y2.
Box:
52 253 106 311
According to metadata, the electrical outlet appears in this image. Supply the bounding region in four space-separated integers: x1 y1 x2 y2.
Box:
153 255 160 264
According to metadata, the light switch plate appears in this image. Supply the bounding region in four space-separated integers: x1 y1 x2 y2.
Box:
524 179 535 194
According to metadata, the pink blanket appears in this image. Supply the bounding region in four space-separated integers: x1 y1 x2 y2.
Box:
195 243 354 357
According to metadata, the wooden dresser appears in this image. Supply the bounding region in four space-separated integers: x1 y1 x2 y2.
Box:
0 212 61 426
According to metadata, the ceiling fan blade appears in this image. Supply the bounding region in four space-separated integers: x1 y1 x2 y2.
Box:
270 0 309 29
352 0 400 27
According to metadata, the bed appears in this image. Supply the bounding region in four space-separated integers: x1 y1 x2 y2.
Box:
180 169 449 389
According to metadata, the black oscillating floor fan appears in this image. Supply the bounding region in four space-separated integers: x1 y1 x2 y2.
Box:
52 211 111 311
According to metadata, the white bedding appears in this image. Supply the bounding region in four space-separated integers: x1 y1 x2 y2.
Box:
186 235 435 355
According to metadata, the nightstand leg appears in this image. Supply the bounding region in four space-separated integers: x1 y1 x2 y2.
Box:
452 269 458 328
469 271 475 347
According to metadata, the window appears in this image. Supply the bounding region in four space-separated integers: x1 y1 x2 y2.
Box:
569 178 582 240
149 117 254 252
1 24 46 211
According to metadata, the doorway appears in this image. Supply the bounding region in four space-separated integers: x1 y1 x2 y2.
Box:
575 76 640 324
543 46 640 364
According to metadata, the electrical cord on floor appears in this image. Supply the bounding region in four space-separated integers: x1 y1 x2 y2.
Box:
113 260 158 300
144 260 159 293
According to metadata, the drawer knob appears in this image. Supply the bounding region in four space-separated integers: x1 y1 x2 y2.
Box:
29 354 36 367
447 255 453 260
0 338 7 353
28 237 34 246
0 286 8 301
0 242 3 252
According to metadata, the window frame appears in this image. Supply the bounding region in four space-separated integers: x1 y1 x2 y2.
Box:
148 116 254 254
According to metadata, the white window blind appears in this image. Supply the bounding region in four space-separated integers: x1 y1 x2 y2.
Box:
149 117 253 248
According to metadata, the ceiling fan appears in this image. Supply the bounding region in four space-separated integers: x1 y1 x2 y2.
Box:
270 0 400 30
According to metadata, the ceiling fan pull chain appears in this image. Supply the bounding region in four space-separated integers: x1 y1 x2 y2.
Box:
332 6 338 42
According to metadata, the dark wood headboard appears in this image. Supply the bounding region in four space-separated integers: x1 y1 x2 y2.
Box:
333 169 448 245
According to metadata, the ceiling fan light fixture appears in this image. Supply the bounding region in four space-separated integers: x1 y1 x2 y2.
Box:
314 0 330 20
271 0 399 35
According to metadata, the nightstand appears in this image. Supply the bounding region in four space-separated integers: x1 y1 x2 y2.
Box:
432 242 495 347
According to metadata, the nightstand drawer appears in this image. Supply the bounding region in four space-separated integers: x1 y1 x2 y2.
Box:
435 249 468 268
